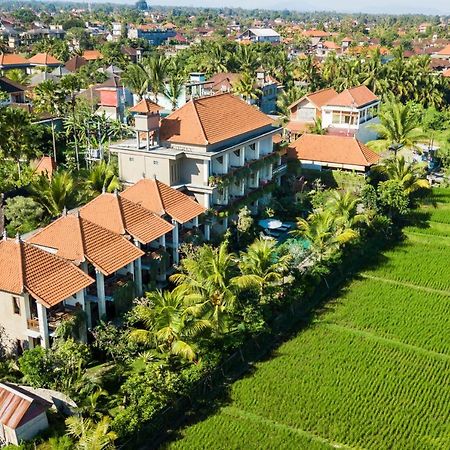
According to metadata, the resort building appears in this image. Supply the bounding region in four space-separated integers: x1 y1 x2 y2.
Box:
0 77 27 105
287 134 380 173
109 93 283 230
237 28 281 44
0 236 94 352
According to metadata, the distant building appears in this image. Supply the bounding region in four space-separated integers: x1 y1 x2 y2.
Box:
128 24 176 46
238 28 281 44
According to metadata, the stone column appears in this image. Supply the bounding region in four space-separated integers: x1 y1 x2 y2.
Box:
76 289 88 343
96 270 106 319
37 302 49 349
172 220 179 265
133 240 143 297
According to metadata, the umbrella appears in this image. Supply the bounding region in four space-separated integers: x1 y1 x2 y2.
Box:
258 219 283 230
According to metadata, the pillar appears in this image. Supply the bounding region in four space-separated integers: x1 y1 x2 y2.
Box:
76 289 88 343
159 234 166 248
96 270 106 319
204 223 211 241
37 302 49 349
172 220 179 265
133 240 143 297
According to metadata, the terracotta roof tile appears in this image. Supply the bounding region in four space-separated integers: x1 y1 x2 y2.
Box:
129 99 162 114
160 93 273 146
0 53 29 66
443 68 450 77
289 88 338 111
121 178 206 224
65 55 87 72
28 214 144 276
82 50 103 61
206 72 241 92
436 44 450 56
324 85 378 108
0 238 93 308
28 52 61 65
33 156 57 178
287 134 380 168
80 193 174 244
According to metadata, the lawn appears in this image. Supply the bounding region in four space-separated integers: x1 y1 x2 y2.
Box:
165 189 450 450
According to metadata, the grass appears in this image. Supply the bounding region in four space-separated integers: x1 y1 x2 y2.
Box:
165 189 450 450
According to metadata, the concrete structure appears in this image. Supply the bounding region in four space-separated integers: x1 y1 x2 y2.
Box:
110 94 283 231
128 24 176 45
238 28 281 44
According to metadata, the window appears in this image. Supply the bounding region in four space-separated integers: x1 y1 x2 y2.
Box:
12 296 21 315
332 112 341 124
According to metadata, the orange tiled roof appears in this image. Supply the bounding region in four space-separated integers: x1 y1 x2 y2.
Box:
160 93 273 146
289 88 338 112
302 29 328 37
28 52 61 65
322 41 340 49
0 238 93 308
121 178 206 224
34 156 56 178
287 134 380 168
324 85 378 108
28 214 144 276
129 99 162 114
65 55 87 72
80 193 174 244
0 53 29 66
82 50 103 61
436 44 450 56
206 72 241 92
443 68 450 77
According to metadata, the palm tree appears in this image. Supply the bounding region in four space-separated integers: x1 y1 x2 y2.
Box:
129 288 210 362
144 54 169 102
170 242 242 333
232 72 261 103
4 69 30 85
29 170 77 217
308 117 325 135
121 63 149 100
66 415 117 450
377 156 430 195
368 97 425 155
33 80 66 161
276 86 305 125
83 161 120 198
291 210 358 263
237 238 290 300
164 75 185 111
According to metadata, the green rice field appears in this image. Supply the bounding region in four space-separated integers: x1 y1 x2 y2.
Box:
166 188 450 450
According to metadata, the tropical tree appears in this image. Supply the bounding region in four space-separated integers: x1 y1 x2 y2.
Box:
368 97 425 155
66 415 117 450
144 54 169 102
237 237 290 301
129 288 210 362
29 170 77 217
164 75 185 111
276 86 305 125
232 72 261 103
121 63 149 100
83 161 121 198
4 69 30 85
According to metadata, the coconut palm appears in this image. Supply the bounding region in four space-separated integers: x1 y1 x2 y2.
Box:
144 54 169 102
129 288 210 362
29 170 77 217
237 237 290 300
378 156 430 195
368 97 425 155
232 71 261 103
65 415 117 450
170 242 242 333
83 161 120 198
4 68 30 85
164 75 185 111
121 63 149 100
308 117 325 135
276 86 305 125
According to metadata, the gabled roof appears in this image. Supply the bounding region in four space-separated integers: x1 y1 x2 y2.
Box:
33 156 57 178
0 53 29 66
321 41 340 50
0 76 26 93
160 93 273 146
65 55 87 72
0 383 50 430
0 238 93 308
324 85 378 108
28 52 61 65
206 72 241 92
443 68 450 77
82 49 103 61
289 88 338 112
287 134 380 168
28 214 144 276
121 178 206 224
79 193 174 244
302 29 329 37
247 28 280 37
436 44 450 56
129 98 162 114
97 75 123 89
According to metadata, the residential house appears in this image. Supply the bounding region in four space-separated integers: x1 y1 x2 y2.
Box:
0 53 29 72
109 94 282 231
121 178 207 263
434 44 450 60
287 134 380 173
0 77 27 105
27 53 62 74
9 26 65 49
316 40 341 58
0 236 94 352
127 24 176 45
321 85 380 142
27 212 144 325
82 50 103 62
79 192 174 283
238 28 281 44
95 76 133 123
64 55 87 73
0 383 50 446
286 88 338 140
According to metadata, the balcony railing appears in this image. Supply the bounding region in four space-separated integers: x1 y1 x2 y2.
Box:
27 318 40 332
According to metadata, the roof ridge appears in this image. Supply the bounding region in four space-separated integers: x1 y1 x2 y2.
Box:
76 214 88 264
17 239 25 295
153 179 167 214
191 98 209 145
